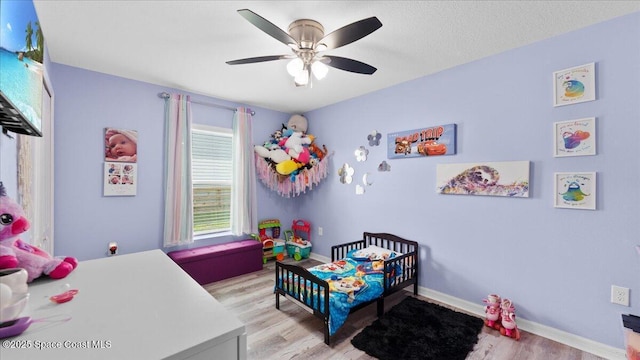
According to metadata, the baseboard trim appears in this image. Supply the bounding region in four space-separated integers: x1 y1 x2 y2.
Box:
308 253 624 359
309 253 330 263
419 286 625 360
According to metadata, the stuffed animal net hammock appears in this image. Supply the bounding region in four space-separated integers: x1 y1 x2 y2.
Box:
255 153 331 198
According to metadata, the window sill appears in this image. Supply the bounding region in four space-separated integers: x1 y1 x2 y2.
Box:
194 231 233 242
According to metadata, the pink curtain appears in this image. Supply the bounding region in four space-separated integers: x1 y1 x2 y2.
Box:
231 108 257 235
163 94 193 247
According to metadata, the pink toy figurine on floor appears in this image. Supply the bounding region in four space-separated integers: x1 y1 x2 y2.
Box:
483 294 502 330
0 182 78 282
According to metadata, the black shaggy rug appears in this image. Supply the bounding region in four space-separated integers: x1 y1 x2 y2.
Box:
351 296 484 360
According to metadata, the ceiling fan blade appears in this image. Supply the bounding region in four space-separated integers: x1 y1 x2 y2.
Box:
237 9 297 47
226 55 289 65
323 55 377 75
317 17 382 51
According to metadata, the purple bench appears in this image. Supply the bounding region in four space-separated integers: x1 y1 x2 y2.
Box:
167 240 263 285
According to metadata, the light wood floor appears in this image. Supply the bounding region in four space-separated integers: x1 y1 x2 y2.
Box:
204 258 605 360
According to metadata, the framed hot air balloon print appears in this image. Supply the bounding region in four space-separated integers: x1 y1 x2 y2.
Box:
554 172 596 210
553 117 596 157
553 63 596 107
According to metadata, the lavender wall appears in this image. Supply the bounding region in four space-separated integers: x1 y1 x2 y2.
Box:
49 64 298 260
8 9 632 352
298 12 639 349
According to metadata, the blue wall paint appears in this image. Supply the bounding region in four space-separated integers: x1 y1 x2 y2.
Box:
49 64 299 259
298 12 640 349
0 10 632 351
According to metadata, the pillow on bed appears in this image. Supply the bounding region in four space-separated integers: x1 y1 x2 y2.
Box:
347 245 402 261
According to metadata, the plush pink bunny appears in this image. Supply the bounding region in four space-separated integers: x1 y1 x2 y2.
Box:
0 182 77 282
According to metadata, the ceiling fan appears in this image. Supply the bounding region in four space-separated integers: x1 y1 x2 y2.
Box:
226 9 382 87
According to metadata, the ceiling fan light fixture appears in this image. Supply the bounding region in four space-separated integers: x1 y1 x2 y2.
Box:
227 10 382 87
294 66 310 86
314 43 327 52
287 58 304 76
311 60 328 80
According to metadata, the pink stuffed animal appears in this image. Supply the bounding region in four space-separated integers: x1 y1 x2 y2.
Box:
0 182 77 282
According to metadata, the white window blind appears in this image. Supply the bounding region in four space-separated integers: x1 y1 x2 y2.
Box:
191 125 232 235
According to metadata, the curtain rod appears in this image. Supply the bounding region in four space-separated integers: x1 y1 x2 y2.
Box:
158 92 255 116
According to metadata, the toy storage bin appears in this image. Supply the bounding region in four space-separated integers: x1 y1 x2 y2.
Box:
167 240 262 284
623 314 640 360
286 242 312 261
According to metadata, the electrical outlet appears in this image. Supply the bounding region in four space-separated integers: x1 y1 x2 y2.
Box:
318 227 323 236
611 285 630 306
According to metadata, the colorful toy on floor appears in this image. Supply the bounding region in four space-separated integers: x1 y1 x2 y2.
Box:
257 219 281 240
482 294 520 340
500 309 520 340
286 220 312 261
291 219 311 243
252 219 285 263
499 298 520 340
261 238 285 263
290 235 307 245
483 293 502 330
0 182 78 282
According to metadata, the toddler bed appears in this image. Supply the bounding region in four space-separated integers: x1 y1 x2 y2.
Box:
274 232 418 345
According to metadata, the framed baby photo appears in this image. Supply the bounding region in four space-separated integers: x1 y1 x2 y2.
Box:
104 162 137 196
553 63 596 107
554 172 596 210
553 117 596 157
105 127 138 163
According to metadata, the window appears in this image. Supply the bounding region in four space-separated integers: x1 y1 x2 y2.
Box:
191 124 232 235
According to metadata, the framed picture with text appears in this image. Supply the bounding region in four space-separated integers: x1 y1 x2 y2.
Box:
387 124 456 159
553 63 596 107
554 172 596 210
553 117 596 157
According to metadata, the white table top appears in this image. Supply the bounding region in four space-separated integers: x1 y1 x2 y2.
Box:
0 250 245 359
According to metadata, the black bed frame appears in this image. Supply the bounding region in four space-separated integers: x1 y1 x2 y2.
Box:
274 232 419 345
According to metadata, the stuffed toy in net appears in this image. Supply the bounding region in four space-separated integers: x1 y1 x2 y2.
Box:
0 182 77 282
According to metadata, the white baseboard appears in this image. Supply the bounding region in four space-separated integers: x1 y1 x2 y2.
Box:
418 286 625 360
309 253 330 263
308 253 625 360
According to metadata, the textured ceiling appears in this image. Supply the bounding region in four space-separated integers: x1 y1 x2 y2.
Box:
33 1 640 114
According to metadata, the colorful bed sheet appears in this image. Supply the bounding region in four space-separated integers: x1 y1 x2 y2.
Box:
279 256 402 336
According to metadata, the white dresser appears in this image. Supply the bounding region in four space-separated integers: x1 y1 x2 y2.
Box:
0 250 247 360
